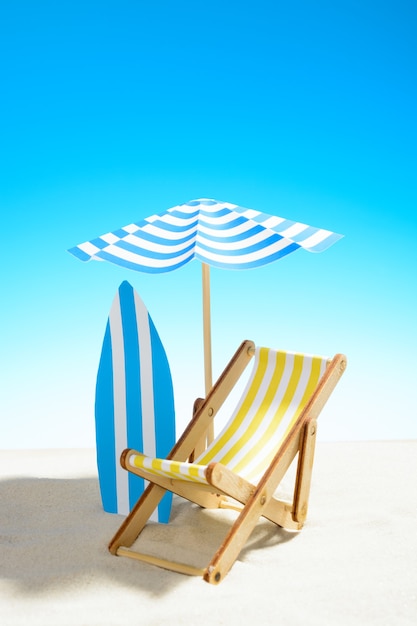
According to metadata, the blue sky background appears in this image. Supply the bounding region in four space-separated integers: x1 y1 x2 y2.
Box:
1 0 416 449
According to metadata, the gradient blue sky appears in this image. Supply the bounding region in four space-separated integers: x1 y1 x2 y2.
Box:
1 1 416 448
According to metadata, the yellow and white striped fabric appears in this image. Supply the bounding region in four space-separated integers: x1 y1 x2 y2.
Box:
129 347 329 487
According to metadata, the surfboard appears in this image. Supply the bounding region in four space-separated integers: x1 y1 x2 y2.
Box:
95 280 175 522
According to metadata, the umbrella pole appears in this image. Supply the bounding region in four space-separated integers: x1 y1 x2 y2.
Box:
202 263 214 445
202 263 213 394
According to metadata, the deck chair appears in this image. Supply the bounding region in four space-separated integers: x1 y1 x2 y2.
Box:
109 340 347 584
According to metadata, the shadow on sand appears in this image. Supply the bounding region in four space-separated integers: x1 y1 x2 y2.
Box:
0 475 298 597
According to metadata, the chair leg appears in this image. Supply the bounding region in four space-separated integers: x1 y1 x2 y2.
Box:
204 482 275 584
189 397 206 462
108 482 166 554
203 418 319 583
293 418 317 524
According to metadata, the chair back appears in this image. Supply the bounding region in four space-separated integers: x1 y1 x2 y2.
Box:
196 347 330 484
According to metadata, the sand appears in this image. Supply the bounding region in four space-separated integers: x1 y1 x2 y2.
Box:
1 441 416 625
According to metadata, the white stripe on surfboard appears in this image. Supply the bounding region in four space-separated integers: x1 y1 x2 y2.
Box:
133 292 159 522
134 292 156 458
109 292 130 515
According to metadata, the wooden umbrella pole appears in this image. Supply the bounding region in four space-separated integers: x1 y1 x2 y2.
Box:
202 263 214 446
202 263 213 395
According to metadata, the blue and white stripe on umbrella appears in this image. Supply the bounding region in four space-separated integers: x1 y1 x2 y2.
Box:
68 198 343 272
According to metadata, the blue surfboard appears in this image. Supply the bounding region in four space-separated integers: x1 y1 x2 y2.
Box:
95 280 175 522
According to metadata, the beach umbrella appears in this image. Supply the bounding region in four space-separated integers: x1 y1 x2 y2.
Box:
68 198 343 395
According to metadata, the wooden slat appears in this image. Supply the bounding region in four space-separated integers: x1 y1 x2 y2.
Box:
219 492 302 530
116 547 206 577
121 453 226 508
264 498 303 531
189 397 206 461
293 418 317 523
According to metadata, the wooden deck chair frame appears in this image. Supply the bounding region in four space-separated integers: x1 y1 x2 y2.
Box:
109 340 347 584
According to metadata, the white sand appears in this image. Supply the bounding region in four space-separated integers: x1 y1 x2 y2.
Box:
1 442 416 626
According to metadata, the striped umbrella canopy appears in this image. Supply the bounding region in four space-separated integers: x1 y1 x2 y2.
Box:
68 198 343 394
